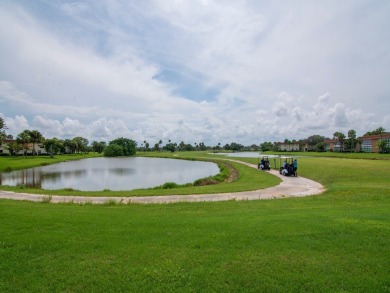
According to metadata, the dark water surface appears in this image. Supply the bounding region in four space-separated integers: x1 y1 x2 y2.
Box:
0 157 220 191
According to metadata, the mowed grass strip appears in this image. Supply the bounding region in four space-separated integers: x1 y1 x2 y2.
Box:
0 153 389 291
0 153 101 172
0 195 388 291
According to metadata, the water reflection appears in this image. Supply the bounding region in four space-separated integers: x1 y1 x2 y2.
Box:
0 157 219 191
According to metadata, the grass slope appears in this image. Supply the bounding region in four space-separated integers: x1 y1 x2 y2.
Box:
0 153 101 172
0 153 389 292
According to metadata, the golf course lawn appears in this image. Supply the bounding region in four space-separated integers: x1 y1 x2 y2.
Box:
0 153 389 292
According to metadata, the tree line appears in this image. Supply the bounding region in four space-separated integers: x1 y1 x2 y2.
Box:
260 127 389 153
1 117 388 155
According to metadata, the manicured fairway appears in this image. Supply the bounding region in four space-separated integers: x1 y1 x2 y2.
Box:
0 154 389 292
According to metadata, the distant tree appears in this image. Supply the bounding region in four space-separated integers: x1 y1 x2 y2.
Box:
0 131 5 145
364 127 386 136
0 117 6 130
143 140 150 151
104 137 137 157
307 135 326 147
272 142 280 152
6 141 23 156
260 141 273 152
104 144 124 157
164 142 176 153
178 141 185 151
184 143 194 151
29 130 44 156
315 142 326 152
249 144 260 151
198 142 207 151
229 142 244 152
44 138 63 156
16 130 32 156
377 140 389 153
347 129 357 152
64 139 77 154
158 140 162 151
72 137 89 153
333 132 346 152
92 141 106 153
0 117 7 145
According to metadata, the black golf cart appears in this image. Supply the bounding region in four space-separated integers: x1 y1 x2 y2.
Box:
279 156 297 177
258 156 271 170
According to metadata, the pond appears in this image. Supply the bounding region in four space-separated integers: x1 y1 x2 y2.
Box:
0 157 220 191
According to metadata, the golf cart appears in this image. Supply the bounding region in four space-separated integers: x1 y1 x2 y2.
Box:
258 156 271 171
279 156 297 177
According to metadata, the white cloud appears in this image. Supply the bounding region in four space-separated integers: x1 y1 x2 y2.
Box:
2 114 30 136
0 1 389 145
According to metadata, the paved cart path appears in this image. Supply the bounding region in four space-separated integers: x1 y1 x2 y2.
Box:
0 160 325 204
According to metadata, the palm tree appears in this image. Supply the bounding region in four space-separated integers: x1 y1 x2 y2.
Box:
17 130 31 156
348 129 356 152
333 132 346 152
376 127 385 135
0 131 5 146
0 117 5 129
0 117 7 146
29 130 44 156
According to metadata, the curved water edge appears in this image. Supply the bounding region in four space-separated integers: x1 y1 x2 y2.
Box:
0 157 220 191
0 159 326 204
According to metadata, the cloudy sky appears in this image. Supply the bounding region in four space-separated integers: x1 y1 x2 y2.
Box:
1 0 389 146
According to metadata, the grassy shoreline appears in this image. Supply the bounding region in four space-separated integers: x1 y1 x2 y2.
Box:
0 152 102 172
0 152 281 196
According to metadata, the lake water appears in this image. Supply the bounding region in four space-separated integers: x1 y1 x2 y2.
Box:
0 157 220 191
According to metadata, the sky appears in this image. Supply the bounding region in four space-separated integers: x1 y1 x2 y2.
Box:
1 0 389 146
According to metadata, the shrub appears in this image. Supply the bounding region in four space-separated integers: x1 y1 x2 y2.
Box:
193 178 218 186
104 144 124 157
162 182 178 189
105 137 137 157
4 166 13 172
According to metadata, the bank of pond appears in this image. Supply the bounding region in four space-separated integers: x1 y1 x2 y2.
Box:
0 157 220 191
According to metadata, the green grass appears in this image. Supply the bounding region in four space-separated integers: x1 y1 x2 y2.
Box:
0 152 389 292
0 153 101 172
262 150 390 160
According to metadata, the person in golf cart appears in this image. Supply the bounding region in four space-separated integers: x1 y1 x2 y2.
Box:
279 157 297 177
258 156 271 170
